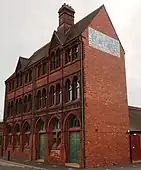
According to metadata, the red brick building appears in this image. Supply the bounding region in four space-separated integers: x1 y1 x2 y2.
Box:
128 106 141 163
3 4 130 168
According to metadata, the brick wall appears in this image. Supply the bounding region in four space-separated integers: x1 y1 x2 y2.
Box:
83 6 130 168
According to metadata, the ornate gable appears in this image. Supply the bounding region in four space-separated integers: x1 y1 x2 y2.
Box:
49 31 62 51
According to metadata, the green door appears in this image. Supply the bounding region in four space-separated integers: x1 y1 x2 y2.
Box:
39 134 45 159
69 132 80 163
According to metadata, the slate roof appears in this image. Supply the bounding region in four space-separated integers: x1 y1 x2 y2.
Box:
6 5 103 81
129 106 141 132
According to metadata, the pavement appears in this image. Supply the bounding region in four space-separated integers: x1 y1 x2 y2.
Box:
0 159 141 170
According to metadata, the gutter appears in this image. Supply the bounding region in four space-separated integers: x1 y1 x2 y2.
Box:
80 36 85 169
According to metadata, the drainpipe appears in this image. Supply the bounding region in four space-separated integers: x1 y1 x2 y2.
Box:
129 132 132 163
31 66 36 160
80 36 85 169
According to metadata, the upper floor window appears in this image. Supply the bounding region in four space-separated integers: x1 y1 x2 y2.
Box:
12 80 15 90
43 62 47 75
9 82 11 92
19 98 23 114
50 52 56 72
56 50 61 68
28 94 32 112
25 72 28 84
29 70 32 82
16 74 19 88
11 101 14 116
38 65 42 77
56 83 62 105
20 73 23 86
65 48 71 64
24 96 28 113
37 90 42 110
15 99 19 114
72 44 79 61
72 76 80 100
7 102 10 117
50 85 55 106
65 79 72 102
42 88 47 108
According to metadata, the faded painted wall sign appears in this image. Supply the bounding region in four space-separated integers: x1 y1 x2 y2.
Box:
88 27 120 57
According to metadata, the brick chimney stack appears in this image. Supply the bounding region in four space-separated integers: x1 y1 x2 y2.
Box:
57 3 75 34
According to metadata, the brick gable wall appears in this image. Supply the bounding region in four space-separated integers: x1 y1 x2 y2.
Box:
83 7 130 168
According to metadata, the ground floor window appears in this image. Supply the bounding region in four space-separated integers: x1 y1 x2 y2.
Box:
52 119 61 149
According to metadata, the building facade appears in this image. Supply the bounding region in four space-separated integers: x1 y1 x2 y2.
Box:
3 4 130 168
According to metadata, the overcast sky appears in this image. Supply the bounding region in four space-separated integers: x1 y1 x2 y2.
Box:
0 0 140 119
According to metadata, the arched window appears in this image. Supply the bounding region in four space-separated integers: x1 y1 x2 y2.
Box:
38 64 42 77
37 90 41 110
42 62 47 75
24 96 28 113
65 48 71 64
50 85 55 106
19 98 23 114
7 102 10 117
28 94 32 112
23 122 31 146
38 119 44 131
72 76 80 100
42 88 47 108
14 124 20 146
72 44 79 60
69 116 80 128
10 101 14 116
52 119 61 149
16 74 19 88
56 84 62 105
50 52 56 71
65 79 72 102
15 99 19 115
20 72 23 86
56 49 61 68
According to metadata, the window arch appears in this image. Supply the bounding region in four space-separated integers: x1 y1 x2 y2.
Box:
28 94 32 112
42 88 47 108
37 90 41 110
50 85 55 106
69 116 80 128
56 83 62 105
50 51 56 71
51 118 61 149
24 96 28 113
14 124 20 146
19 98 23 114
15 99 19 115
37 119 44 131
65 79 72 102
72 76 80 100
56 49 61 68
23 122 31 146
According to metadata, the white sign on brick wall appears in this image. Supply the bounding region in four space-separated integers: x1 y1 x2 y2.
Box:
88 27 120 57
